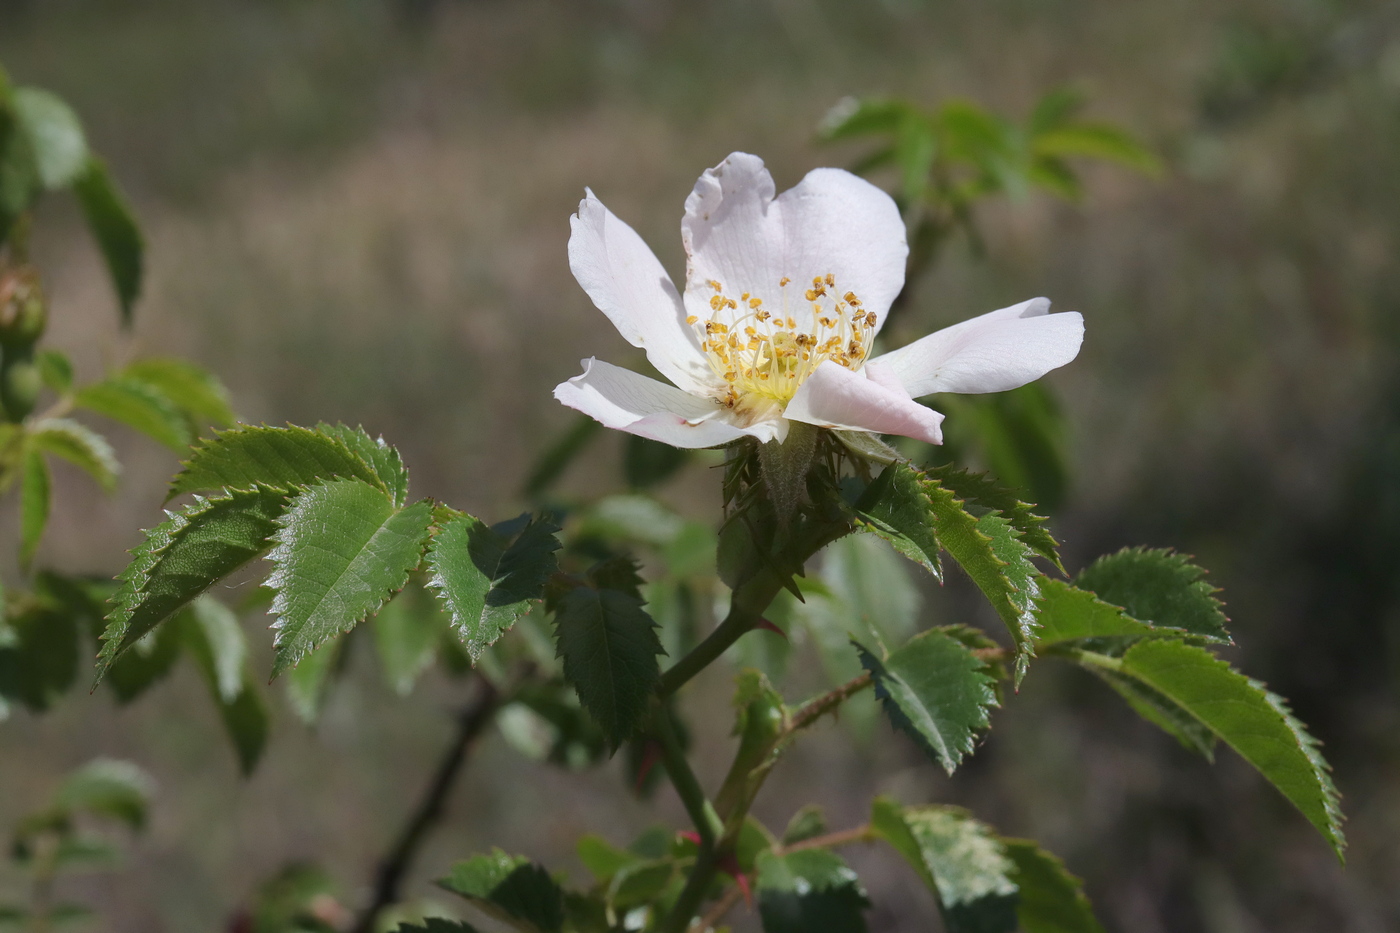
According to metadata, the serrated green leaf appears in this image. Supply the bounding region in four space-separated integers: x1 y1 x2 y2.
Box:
1082 640 1344 858
930 485 1040 682
781 805 827 846
551 585 663 748
400 922 487 933
623 433 689 489
439 850 564 933
819 96 910 140
870 799 1019 933
181 596 246 702
1033 124 1162 176
19 445 50 567
122 358 234 432
282 634 342 725
1028 87 1086 135
372 583 443 696
1075 548 1231 644
74 376 191 451
504 680 613 767
97 486 287 678
36 349 73 394
1034 579 1159 648
858 628 997 775
0 71 41 241
12 87 87 191
316 422 408 507
56 759 154 830
0 602 78 713
585 557 645 599
1002 839 1105 933
784 578 878 735
103 624 182 704
266 480 433 677
428 513 560 662
822 533 920 651
1092 663 1217 756
576 494 687 549
522 414 603 500
71 156 142 324
606 856 677 911
924 464 1059 567
849 462 942 577
756 848 869 933
1028 156 1083 201
394 921 484 933
51 835 121 872
577 834 638 883
29 418 119 491
168 423 387 500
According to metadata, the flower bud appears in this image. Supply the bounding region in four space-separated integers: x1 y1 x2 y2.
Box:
0 268 46 349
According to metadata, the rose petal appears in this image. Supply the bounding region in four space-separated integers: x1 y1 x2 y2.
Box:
569 191 716 395
785 361 944 444
680 153 907 340
867 298 1083 397
554 358 752 449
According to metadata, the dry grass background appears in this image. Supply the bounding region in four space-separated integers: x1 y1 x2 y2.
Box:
2 0 1399 930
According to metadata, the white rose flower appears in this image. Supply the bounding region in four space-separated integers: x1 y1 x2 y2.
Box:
555 152 1083 448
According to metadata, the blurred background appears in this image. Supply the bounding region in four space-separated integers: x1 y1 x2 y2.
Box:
2 0 1399 930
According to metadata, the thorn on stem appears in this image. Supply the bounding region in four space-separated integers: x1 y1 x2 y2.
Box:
754 617 787 638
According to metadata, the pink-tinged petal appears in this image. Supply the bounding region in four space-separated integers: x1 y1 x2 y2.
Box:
554 359 749 449
680 153 907 338
569 191 715 396
785 361 944 444
867 298 1083 397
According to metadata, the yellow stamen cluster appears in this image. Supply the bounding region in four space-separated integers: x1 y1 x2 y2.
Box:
690 273 876 413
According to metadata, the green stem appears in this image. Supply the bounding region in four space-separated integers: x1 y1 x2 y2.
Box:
660 845 718 933
657 591 772 699
654 704 721 846
653 507 852 928
658 520 850 699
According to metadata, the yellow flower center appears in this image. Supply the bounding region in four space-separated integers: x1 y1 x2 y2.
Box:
685 273 876 419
